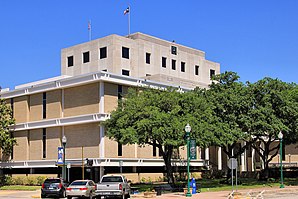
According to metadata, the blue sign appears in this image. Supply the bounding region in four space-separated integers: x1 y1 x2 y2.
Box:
57 147 64 164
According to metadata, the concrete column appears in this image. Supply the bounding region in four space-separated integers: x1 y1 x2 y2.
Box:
100 166 104 180
61 89 64 118
260 142 264 169
100 126 105 158
252 147 255 172
205 147 209 168
99 82 104 113
217 147 222 170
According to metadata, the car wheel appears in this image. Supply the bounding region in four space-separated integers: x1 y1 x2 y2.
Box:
67 196 72 199
60 190 66 198
40 194 46 198
125 193 130 199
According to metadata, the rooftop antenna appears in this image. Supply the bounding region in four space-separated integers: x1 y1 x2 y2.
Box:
124 3 130 36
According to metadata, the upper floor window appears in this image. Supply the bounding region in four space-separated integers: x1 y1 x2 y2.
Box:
181 62 185 72
42 128 46 158
172 59 176 70
10 98 14 118
67 56 74 67
42 92 46 119
162 57 167 68
118 85 123 100
195 65 199 76
83 51 90 63
210 69 215 79
122 69 130 76
122 47 129 59
118 142 123 156
100 47 107 59
171 46 177 55
146 53 151 64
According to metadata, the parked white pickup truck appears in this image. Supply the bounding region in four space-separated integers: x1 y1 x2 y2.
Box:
95 174 131 199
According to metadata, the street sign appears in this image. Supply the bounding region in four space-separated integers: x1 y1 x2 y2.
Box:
57 147 63 164
67 163 71 169
190 139 196 160
228 158 237 170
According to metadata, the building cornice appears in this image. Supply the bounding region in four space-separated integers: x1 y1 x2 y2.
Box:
1 71 192 99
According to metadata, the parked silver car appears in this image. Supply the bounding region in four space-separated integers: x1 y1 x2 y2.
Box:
66 180 96 199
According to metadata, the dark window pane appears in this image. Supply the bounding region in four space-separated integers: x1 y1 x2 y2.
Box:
146 53 151 64
181 62 185 72
43 128 46 158
153 141 156 157
118 85 123 100
195 65 199 76
67 56 74 67
210 69 215 79
83 51 90 63
118 142 122 156
172 59 176 70
43 92 46 119
10 98 14 118
100 47 107 59
122 69 130 76
162 57 167 68
171 46 177 55
122 47 129 59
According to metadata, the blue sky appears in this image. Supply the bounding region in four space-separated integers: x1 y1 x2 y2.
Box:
1 0 298 89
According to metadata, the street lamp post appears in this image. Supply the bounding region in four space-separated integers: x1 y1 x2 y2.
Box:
185 123 192 197
62 135 67 180
278 131 284 188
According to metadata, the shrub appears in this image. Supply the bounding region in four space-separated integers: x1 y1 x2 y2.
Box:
26 176 38 186
14 176 27 185
36 176 47 185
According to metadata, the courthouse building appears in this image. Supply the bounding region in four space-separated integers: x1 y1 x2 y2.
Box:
1 32 281 182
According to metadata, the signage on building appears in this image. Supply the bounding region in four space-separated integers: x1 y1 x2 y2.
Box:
189 139 196 160
57 147 64 164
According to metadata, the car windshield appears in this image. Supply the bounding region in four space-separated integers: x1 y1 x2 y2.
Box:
70 181 87 186
44 179 60 183
102 177 122 182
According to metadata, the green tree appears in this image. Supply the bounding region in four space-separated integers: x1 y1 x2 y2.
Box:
204 71 253 159
104 87 213 184
248 78 298 179
0 98 16 158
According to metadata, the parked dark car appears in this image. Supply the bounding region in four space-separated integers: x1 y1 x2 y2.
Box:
41 178 68 198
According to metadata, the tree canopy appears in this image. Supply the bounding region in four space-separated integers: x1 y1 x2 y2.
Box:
104 87 214 184
0 98 16 158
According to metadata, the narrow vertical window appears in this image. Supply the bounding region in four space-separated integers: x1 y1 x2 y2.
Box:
195 65 199 76
162 57 167 68
67 56 74 67
118 142 123 156
118 85 123 100
146 53 151 64
181 62 185 72
122 47 129 59
10 132 14 160
83 51 90 63
10 98 14 118
172 59 176 70
100 47 107 59
153 141 157 157
210 69 215 79
171 46 177 55
43 92 46 119
42 128 46 158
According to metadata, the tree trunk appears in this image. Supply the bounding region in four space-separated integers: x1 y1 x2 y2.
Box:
162 145 174 185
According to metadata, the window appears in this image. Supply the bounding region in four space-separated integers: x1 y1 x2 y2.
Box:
122 69 130 76
171 46 177 55
181 62 185 72
83 51 90 63
210 69 215 79
102 69 107 72
10 98 14 118
10 132 14 159
42 128 46 158
100 47 107 59
67 56 74 67
172 59 176 70
146 74 151 77
118 142 122 156
153 141 157 157
162 57 167 68
195 65 199 76
122 47 129 59
43 92 46 119
118 85 123 100
146 53 151 64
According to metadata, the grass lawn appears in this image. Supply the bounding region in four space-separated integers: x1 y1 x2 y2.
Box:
0 185 41 191
132 178 297 193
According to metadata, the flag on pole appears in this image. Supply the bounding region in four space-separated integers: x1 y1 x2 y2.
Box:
88 20 91 31
124 7 130 15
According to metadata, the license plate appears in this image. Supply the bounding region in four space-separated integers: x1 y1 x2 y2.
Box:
72 188 79 191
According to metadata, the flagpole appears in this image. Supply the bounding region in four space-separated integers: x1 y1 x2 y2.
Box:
89 20 92 41
128 6 130 36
